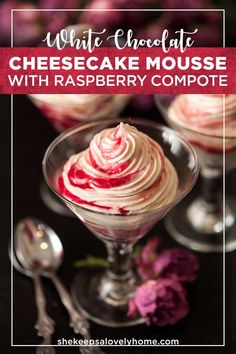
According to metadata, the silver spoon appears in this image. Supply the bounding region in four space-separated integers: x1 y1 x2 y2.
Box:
11 222 56 354
14 218 105 354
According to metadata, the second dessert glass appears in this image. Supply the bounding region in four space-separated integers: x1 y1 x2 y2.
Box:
155 95 236 253
43 118 198 327
29 94 131 132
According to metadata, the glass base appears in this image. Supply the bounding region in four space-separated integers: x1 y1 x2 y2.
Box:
40 180 74 217
165 196 236 253
71 268 145 328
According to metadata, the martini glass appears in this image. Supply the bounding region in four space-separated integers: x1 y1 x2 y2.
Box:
42 118 198 327
155 95 236 252
29 94 131 132
29 23 131 132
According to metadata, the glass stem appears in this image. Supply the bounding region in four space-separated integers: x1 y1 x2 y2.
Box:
201 169 222 210
100 240 137 306
106 240 134 277
187 169 224 234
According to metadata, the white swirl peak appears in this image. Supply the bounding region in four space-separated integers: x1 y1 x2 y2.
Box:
59 123 178 214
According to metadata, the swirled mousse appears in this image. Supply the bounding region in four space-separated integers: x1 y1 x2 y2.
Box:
29 94 131 131
32 94 118 107
168 94 236 152
58 123 178 214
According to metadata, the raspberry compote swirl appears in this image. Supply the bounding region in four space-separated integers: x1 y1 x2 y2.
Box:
59 122 178 214
168 94 236 152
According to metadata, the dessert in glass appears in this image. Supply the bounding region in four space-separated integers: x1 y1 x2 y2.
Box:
29 22 131 131
29 94 131 132
43 118 198 327
155 94 236 252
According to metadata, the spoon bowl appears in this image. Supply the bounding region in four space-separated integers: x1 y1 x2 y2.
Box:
15 218 63 276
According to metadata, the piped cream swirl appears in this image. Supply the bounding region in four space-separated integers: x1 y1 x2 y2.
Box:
168 94 236 137
59 123 178 214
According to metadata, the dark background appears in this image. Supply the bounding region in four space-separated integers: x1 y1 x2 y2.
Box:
0 93 235 354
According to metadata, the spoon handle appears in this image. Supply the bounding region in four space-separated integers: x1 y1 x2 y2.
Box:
33 274 55 341
51 276 106 354
36 337 56 354
51 275 90 336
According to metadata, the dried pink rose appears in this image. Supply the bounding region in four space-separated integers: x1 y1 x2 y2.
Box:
135 237 160 280
153 248 199 283
39 0 79 29
80 0 156 32
79 0 124 30
0 0 42 45
136 237 199 283
39 0 78 9
128 279 189 326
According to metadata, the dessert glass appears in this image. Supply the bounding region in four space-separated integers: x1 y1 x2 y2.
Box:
43 118 198 327
155 95 236 253
29 94 131 132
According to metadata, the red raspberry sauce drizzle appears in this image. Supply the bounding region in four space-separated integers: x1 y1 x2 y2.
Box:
57 125 165 216
68 160 141 189
58 176 110 210
88 150 131 174
58 176 128 214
